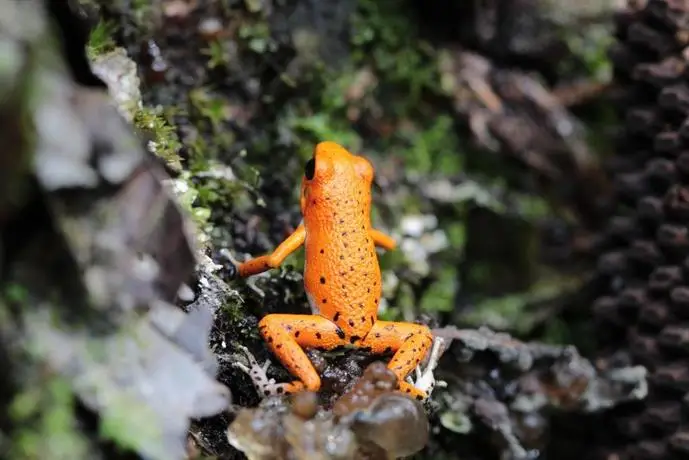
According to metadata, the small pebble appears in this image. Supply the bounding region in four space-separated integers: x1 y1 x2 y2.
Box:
198 17 224 41
290 391 319 420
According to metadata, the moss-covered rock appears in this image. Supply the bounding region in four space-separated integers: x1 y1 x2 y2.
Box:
1 2 232 459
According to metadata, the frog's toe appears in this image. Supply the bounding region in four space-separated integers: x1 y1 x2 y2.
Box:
218 249 241 280
225 260 238 280
408 336 447 399
232 346 305 398
259 381 305 397
232 346 275 392
398 381 428 401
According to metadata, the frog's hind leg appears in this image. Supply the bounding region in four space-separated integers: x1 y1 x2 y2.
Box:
360 321 434 400
244 314 347 396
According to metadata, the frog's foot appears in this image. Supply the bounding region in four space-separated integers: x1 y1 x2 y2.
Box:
398 381 428 400
232 345 304 397
217 248 240 280
407 336 447 399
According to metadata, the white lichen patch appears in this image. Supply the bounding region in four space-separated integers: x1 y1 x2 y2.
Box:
397 214 449 277
90 47 142 122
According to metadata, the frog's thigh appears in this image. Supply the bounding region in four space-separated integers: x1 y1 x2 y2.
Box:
258 314 347 391
360 320 433 385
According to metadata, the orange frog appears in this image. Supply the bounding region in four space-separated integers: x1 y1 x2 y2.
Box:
230 141 435 400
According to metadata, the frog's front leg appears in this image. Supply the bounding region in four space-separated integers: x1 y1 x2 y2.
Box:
233 224 305 278
238 314 348 396
370 228 397 251
360 321 434 400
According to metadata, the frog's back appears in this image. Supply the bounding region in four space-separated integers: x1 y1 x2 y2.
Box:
301 174 381 336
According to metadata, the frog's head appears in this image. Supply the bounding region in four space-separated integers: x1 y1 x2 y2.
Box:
300 141 374 213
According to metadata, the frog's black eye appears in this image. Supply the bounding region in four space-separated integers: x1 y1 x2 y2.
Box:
304 158 316 180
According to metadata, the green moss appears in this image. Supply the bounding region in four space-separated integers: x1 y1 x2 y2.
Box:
187 88 238 160
189 88 226 131
281 0 462 169
351 0 437 98
130 0 158 35
132 106 184 172
288 111 363 157
396 115 462 175
201 40 230 70
173 171 212 246
238 21 274 54
558 22 613 84
221 297 245 324
86 19 117 59
278 66 362 160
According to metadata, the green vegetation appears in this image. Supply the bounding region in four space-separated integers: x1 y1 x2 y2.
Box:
85 19 116 58
132 106 184 171
9 376 90 460
98 392 162 455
